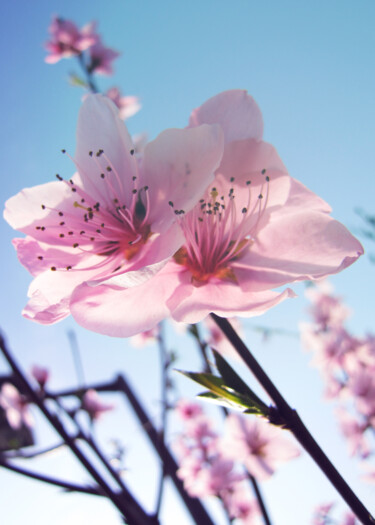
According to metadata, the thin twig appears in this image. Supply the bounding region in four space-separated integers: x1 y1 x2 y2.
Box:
47 376 214 525
0 458 103 495
0 334 155 525
153 322 168 518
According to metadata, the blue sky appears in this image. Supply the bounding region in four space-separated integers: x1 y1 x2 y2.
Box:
1 1 375 523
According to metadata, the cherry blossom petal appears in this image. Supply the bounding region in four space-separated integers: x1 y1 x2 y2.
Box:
142 124 224 230
189 89 264 143
74 94 138 204
166 264 295 323
70 264 181 337
235 212 363 292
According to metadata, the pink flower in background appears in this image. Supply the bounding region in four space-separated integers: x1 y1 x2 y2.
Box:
105 87 141 120
31 365 49 389
5 94 223 327
340 512 357 525
82 389 114 420
69 90 363 337
335 408 370 458
305 283 350 330
0 383 33 430
224 483 260 524
175 399 203 421
312 503 335 525
45 17 98 64
221 414 300 480
88 39 120 75
180 456 244 498
130 326 159 348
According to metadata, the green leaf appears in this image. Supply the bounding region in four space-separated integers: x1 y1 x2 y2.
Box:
69 73 88 88
212 350 268 410
198 391 265 413
177 370 269 415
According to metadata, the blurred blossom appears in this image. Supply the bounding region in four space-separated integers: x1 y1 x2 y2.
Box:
305 282 350 330
82 389 114 421
302 281 375 485
335 408 370 458
311 502 335 525
31 364 49 389
175 399 203 421
105 88 141 120
0 383 33 430
221 414 300 480
130 326 159 348
88 38 120 75
45 17 98 64
340 512 357 525
223 483 260 524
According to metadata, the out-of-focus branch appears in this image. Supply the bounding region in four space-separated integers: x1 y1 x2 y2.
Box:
0 458 103 495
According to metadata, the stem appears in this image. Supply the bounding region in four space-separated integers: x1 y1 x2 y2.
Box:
211 314 375 525
0 334 156 525
67 330 86 388
153 323 168 518
77 53 98 93
3 441 66 459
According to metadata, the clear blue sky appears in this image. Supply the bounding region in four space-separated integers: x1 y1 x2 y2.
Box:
1 1 375 523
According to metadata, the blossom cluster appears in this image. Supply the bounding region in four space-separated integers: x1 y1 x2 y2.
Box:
312 502 357 525
45 16 140 121
4 90 363 337
301 283 375 482
173 399 300 523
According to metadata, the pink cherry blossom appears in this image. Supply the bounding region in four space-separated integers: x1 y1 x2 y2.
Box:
223 483 260 524
45 17 98 64
82 389 114 420
335 408 370 458
175 399 203 421
0 383 33 430
305 282 350 330
5 94 223 325
221 414 300 480
31 365 49 389
88 38 120 76
312 502 335 525
130 326 159 348
105 87 141 120
69 90 363 337
178 455 244 498
340 512 357 525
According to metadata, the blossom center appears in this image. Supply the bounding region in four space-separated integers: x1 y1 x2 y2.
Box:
173 173 270 286
36 148 154 274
